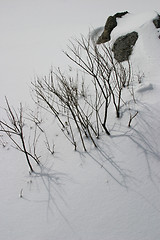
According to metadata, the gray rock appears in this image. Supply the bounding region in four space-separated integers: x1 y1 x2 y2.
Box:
114 11 129 18
112 31 138 62
96 11 128 44
96 16 117 44
153 14 160 28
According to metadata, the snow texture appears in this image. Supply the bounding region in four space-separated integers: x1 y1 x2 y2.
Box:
0 1 160 240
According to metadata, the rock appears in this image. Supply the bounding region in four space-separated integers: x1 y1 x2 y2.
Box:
96 11 128 44
114 11 129 18
153 14 160 28
96 16 117 44
112 31 138 62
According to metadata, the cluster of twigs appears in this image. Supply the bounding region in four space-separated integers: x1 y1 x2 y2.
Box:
65 36 132 119
0 35 140 178
0 97 40 172
32 36 135 151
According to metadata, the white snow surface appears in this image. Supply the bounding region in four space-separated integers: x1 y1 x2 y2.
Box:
1 2 160 240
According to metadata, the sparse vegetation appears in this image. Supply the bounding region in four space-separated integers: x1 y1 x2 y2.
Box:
0 35 139 169
0 98 41 172
32 35 137 151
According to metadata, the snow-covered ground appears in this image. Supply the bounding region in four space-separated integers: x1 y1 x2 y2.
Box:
1 1 160 240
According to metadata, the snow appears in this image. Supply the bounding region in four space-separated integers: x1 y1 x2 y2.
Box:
1 1 160 240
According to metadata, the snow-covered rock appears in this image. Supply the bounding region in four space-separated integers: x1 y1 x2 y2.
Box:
95 11 160 62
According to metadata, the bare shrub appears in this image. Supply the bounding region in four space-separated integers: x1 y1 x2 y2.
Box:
64 36 132 119
31 35 137 151
0 97 40 172
32 69 99 151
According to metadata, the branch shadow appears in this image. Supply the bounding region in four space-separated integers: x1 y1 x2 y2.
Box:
22 162 74 229
86 147 132 188
110 102 160 189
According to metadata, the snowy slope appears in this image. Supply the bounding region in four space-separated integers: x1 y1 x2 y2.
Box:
1 4 160 240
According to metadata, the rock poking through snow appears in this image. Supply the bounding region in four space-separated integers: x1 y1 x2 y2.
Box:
153 14 160 28
96 11 128 44
112 31 138 62
96 11 160 62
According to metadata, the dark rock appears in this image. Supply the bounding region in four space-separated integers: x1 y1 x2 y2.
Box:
114 11 129 18
153 14 160 28
97 11 129 44
112 31 138 62
97 16 117 44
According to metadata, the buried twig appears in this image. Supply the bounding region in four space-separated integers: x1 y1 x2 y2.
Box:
128 111 138 127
